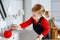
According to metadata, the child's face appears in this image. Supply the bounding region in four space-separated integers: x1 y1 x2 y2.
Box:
32 10 43 20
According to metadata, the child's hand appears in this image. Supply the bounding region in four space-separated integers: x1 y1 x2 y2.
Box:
10 25 24 30
37 36 42 40
10 25 18 30
37 34 44 40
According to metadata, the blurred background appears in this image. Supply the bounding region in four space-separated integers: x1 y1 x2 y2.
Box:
0 0 60 40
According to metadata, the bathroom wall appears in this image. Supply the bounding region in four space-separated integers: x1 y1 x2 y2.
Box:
2 0 23 16
51 0 60 20
1 0 24 28
51 0 60 28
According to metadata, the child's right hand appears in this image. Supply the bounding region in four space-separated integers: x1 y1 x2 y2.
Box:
10 25 18 30
10 25 24 30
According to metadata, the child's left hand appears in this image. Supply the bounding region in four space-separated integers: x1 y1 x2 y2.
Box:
37 34 44 40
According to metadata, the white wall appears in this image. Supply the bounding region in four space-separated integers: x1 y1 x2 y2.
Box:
23 0 33 30
51 0 60 20
23 0 32 21
51 0 60 28
1 0 10 14
2 0 24 26
2 0 23 16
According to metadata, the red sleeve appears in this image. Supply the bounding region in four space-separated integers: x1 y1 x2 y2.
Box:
20 17 33 29
41 18 50 37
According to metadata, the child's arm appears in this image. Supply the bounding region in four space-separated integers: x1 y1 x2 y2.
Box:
10 17 33 30
41 18 50 37
20 17 33 29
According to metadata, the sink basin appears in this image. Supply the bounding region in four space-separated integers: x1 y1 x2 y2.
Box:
0 30 37 40
18 30 37 40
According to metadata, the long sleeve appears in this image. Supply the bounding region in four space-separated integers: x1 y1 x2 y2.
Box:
41 18 50 37
20 17 33 29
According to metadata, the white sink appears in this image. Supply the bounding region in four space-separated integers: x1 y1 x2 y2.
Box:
18 30 37 40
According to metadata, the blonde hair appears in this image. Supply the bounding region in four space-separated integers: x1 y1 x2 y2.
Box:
32 4 50 18
32 4 45 12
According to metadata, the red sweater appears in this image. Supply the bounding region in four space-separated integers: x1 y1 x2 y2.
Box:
20 17 50 37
